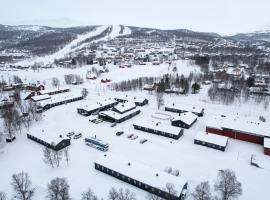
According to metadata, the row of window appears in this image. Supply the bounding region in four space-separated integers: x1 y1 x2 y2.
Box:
95 163 171 198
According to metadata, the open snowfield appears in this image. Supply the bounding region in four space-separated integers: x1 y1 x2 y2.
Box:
1 61 270 199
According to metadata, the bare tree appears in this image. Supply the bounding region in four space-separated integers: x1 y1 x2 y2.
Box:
43 147 55 168
52 77 60 88
156 92 164 110
63 147 70 167
82 88 89 99
2 107 16 138
214 169 242 200
81 188 98 200
13 75 23 84
146 183 177 200
47 177 70 200
52 149 62 168
0 192 7 200
10 172 35 200
108 187 118 200
192 181 212 200
108 188 136 200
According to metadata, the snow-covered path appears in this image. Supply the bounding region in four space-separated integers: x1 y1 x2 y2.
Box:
16 25 109 66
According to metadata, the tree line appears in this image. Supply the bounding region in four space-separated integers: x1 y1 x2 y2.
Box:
0 169 242 200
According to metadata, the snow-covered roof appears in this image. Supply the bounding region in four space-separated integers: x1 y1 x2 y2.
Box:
99 108 140 121
195 132 228 147
264 138 270 148
115 95 148 104
78 99 117 112
172 112 197 126
95 154 187 197
134 120 182 136
165 103 204 114
38 92 82 107
206 115 270 137
31 94 51 101
206 115 224 130
113 102 136 113
28 130 69 145
39 86 70 95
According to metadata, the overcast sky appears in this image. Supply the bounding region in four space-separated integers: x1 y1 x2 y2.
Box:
1 0 270 35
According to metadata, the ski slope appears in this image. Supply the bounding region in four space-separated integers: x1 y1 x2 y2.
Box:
15 24 131 67
15 25 109 66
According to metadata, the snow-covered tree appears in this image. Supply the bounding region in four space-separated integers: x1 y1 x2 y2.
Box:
214 169 242 200
81 188 98 200
47 177 70 200
192 181 212 200
11 172 35 200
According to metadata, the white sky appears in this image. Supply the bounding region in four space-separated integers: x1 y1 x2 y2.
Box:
1 0 270 35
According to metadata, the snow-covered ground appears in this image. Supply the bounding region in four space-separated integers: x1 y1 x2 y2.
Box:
0 61 270 200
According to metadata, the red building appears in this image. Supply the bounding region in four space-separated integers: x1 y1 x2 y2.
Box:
206 115 270 155
264 138 270 156
26 84 45 92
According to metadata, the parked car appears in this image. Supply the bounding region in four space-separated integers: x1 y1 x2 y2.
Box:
66 132 75 138
116 131 124 136
140 139 148 144
111 123 117 127
131 135 138 140
73 133 82 139
127 134 134 139
94 119 103 124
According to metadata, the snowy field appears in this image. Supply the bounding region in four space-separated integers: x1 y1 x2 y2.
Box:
1 61 270 199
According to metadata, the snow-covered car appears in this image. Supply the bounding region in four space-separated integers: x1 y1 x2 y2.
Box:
140 139 148 144
73 133 82 139
116 131 124 136
127 134 134 139
131 135 138 140
66 132 75 138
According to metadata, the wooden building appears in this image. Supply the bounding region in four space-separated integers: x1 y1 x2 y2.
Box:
27 131 70 151
38 93 83 112
171 112 198 129
264 138 270 156
26 84 45 92
77 99 118 116
114 96 148 106
165 103 204 117
194 132 228 151
133 121 184 140
99 108 141 123
95 154 188 200
31 94 51 102
206 115 270 145
38 86 70 96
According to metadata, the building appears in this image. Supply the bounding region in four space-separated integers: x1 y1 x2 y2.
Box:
99 108 141 123
27 131 70 151
264 138 270 156
77 99 118 116
37 86 70 96
112 102 136 114
194 132 228 151
114 96 148 106
165 103 204 117
206 115 270 145
31 94 51 102
95 154 188 200
26 84 45 92
37 93 83 112
133 121 184 140
171 112 198 129
0 101 14 109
